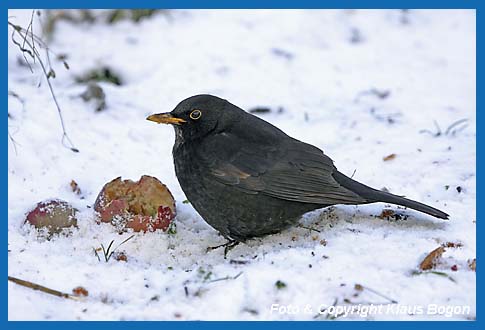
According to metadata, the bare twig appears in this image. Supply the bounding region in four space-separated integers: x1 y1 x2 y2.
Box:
8 276 81 300
22 10 36 66
8 91 24 155
10 26 33 72
298 224 321 233
8 12 78 152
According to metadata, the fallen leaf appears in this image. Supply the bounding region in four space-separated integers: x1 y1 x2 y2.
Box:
113 251 127 262
70 180 82 195
419 246 446 270
383 153 397 161
72 286 89 297
378 209 395 219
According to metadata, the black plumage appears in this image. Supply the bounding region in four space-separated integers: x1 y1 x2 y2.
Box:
147 94 448 241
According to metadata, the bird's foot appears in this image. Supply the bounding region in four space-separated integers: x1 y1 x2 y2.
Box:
207 239 240 259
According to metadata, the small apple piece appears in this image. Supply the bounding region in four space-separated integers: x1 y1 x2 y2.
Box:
94 175 176 232
25 199 78 235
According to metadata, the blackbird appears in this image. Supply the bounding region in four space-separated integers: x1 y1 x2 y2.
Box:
147 95 448 242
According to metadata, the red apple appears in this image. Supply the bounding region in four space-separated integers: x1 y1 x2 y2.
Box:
94 175 176 232
25 199 78 235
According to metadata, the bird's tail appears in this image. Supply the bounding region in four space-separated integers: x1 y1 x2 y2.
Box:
332 171 449 219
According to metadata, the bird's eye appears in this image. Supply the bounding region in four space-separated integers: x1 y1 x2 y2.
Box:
190 109 202 120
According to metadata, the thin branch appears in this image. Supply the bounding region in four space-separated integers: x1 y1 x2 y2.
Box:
10 26 33 72
8 276 81 300
22 10 36 65
8 17 78 152
298 224 321 233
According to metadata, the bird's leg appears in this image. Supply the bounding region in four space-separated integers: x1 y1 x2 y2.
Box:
207 239 240 258
223 240 240 258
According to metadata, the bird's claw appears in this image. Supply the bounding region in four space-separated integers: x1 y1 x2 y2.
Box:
207 240 240 258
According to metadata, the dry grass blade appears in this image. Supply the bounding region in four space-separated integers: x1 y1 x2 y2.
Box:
357 284 398 304
444 118 469 136
208 271 243 283
420 119 469 138
96 235 134 262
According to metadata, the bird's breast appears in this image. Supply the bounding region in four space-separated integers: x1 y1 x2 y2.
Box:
172 143 208 195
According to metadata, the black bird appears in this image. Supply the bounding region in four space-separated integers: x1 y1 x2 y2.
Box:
147 95 448 243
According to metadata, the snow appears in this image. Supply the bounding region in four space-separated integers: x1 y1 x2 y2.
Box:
8 9 475 320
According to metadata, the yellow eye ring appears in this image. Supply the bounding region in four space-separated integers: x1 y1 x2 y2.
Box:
190 109 202 120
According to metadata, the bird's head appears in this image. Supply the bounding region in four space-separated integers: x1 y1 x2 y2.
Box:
147 94 240 141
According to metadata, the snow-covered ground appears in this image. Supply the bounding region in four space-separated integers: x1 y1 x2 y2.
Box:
8 9 475 320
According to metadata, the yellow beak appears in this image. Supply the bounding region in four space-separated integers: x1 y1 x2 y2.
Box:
146 113 186 125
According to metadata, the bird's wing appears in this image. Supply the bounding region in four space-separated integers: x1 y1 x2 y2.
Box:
198 132 366 205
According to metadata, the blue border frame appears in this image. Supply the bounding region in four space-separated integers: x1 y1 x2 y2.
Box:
4 0 480 328
3 0 482 9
